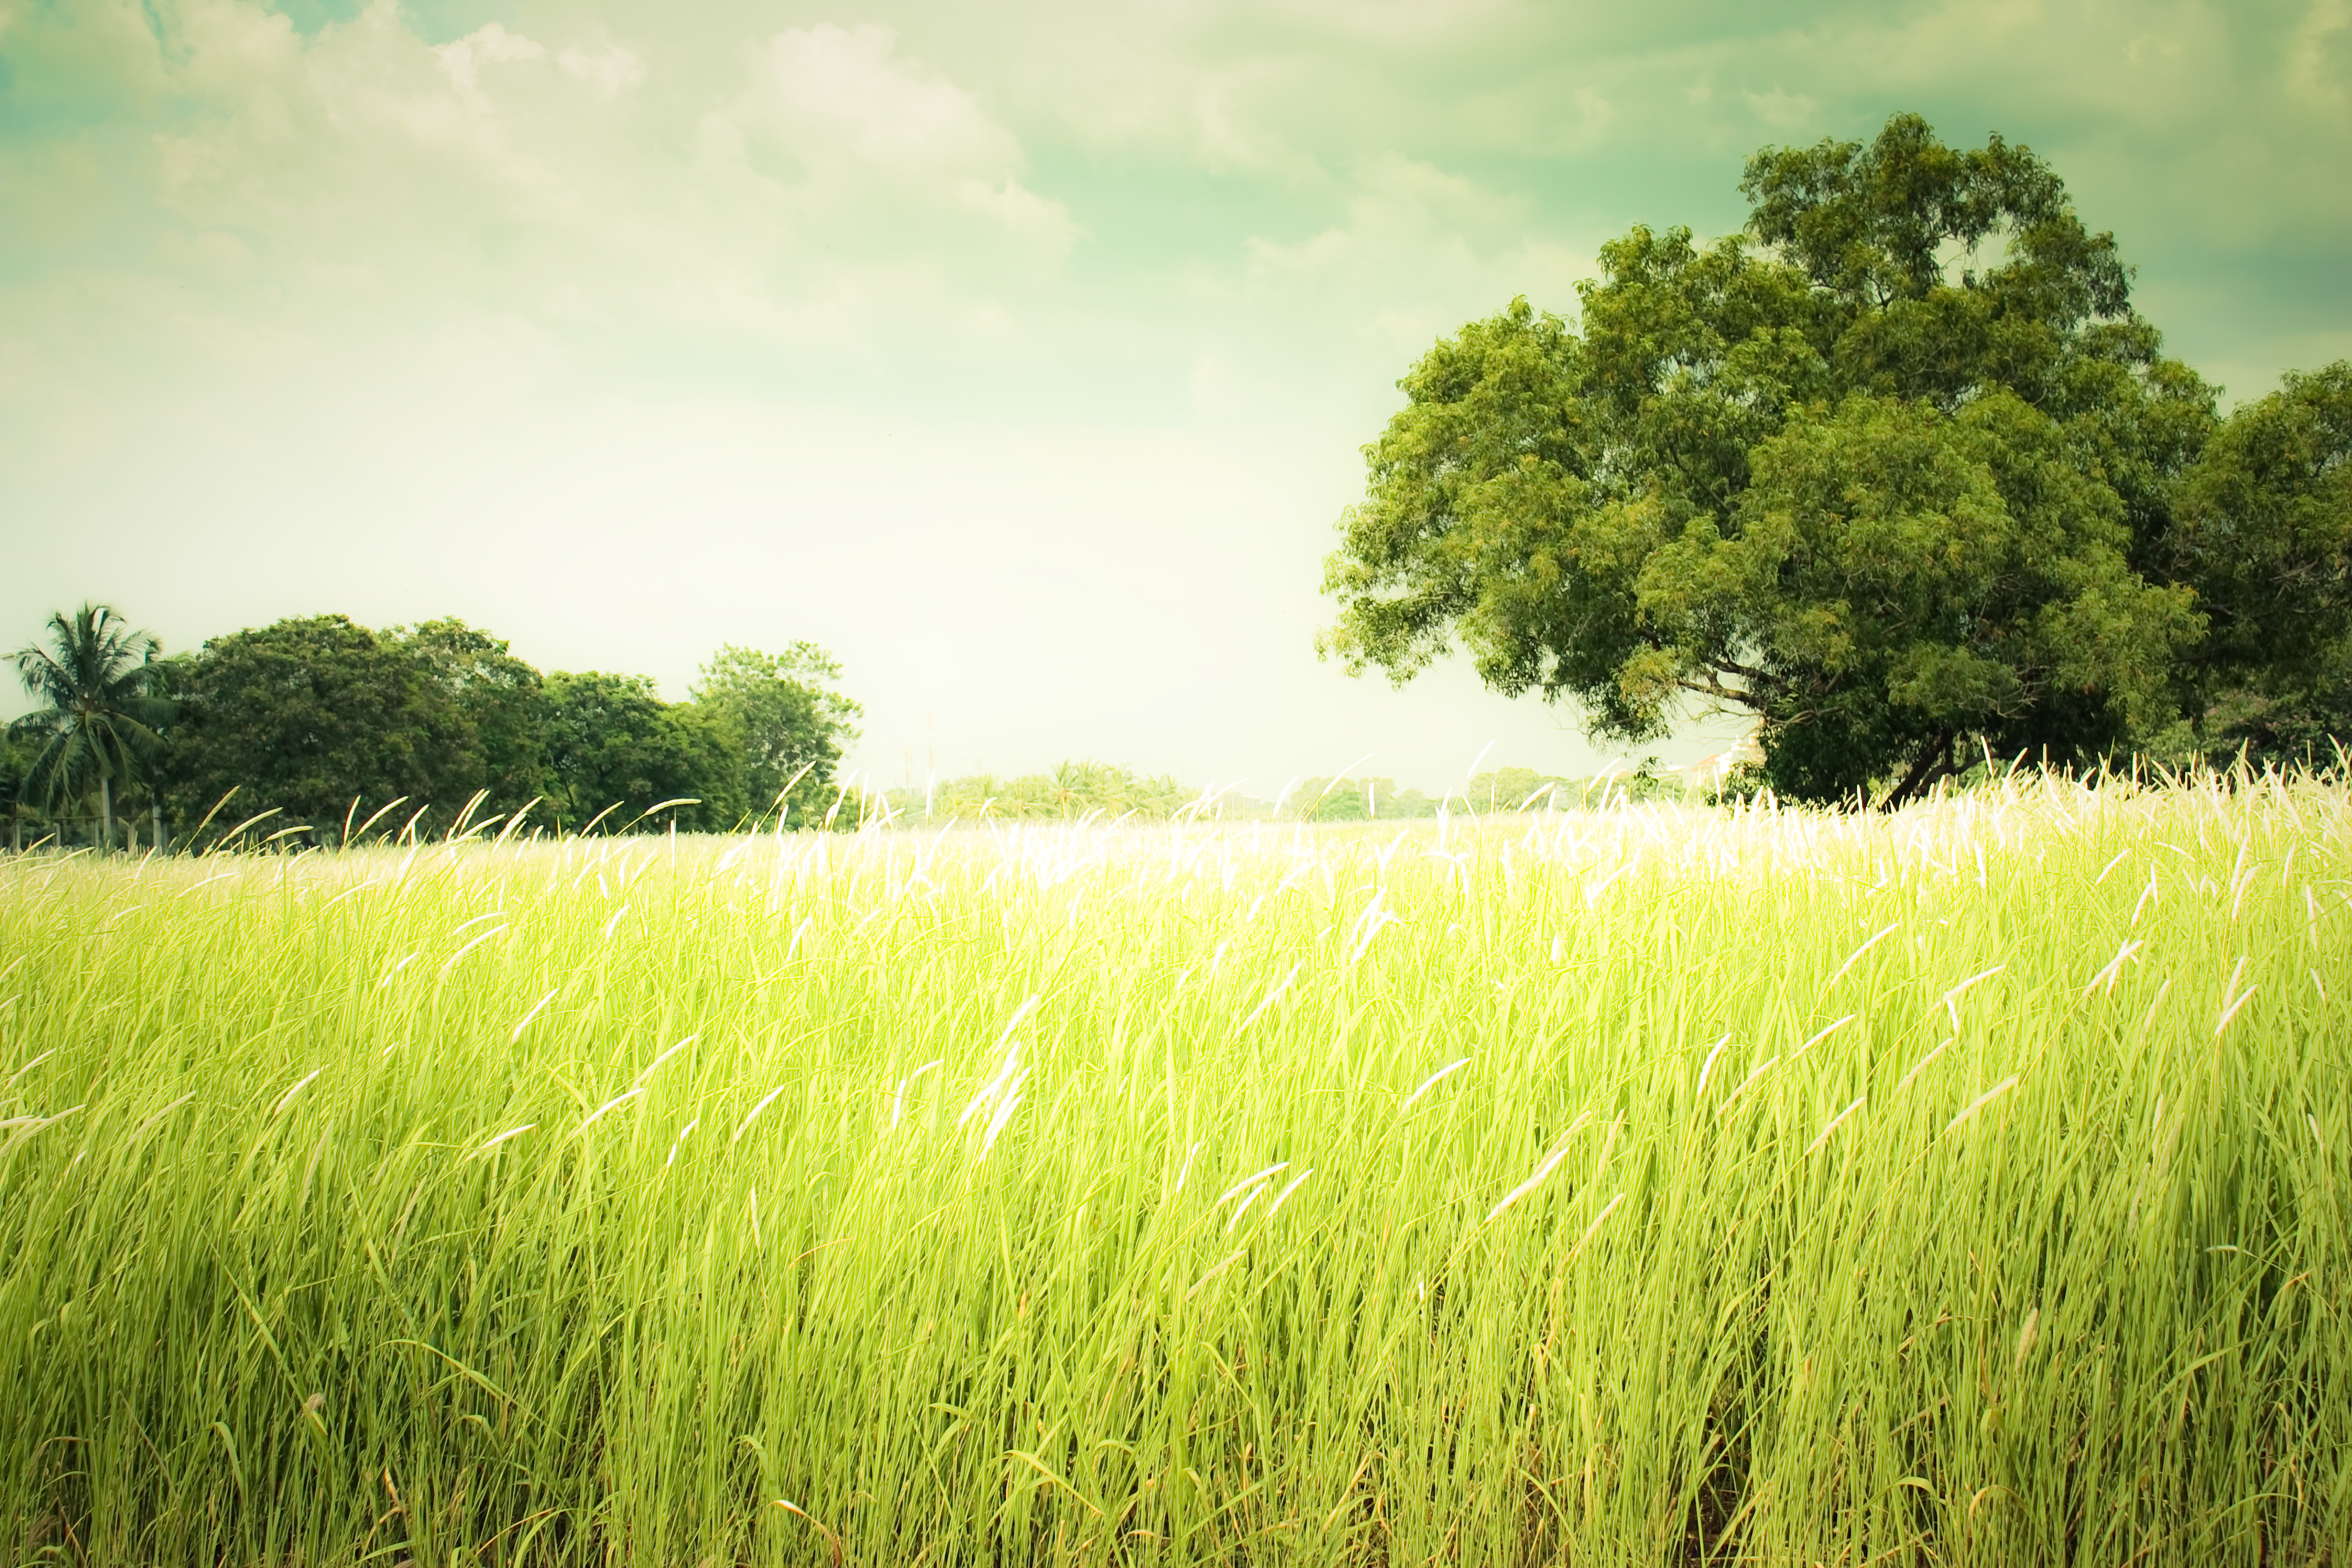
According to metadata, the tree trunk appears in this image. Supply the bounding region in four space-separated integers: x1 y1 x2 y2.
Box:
153 802 165 854
99 775 113 852
1880 731 1958 812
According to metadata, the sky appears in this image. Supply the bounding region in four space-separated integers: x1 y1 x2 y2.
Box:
4 0 2349 794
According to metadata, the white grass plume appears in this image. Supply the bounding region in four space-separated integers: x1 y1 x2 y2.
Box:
1215 1162 1289 1208
733 1085 788 1145
1487 1142 1571 1222
631 1035 698 1089
1401 1059 1470 1112
575 1088 642 1135
1943 1075 2021 1138
510 988 561 1042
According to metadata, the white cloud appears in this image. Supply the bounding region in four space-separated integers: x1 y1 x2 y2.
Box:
435 21 546 97
4 0 1075 388
706 23 1078 266
751 23 1015 178
1238 153 1592 338
2287 0 2351 111
1743 86 1819 132
557 42 645 96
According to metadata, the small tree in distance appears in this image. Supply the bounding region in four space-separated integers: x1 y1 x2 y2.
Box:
691 643 862 830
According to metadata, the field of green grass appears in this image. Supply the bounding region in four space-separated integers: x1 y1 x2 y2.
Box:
2 774 2345 1566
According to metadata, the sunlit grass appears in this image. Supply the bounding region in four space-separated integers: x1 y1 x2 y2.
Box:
2 772 2346 1565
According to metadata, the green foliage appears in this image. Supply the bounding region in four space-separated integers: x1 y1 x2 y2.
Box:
2 778 2344 1563
161 615 471 841
7 603 175 845
1738 113 2136 407
690 643 861 830
116 613 853 841
541 671 744 834
1321 113 2222 807
2169 361 2352 766
1292 776 1443 820
1304 780 1368 820
0 733 34 841
1661 391 2198 802
897 760 1197 822
394 618 552 819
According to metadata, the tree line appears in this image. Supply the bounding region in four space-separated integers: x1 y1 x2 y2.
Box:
3 609 860 850
872 763 1660 824
1321 113 2352 807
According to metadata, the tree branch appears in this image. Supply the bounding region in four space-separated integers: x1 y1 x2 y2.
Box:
1676 676 1768 714
1879 729 1958 812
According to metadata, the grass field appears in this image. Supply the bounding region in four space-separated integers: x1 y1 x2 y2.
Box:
2 774 2346 1566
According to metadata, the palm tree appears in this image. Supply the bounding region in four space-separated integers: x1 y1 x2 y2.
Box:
9 604 175 850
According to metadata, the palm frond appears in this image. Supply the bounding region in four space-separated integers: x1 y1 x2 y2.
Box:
7 602 173 816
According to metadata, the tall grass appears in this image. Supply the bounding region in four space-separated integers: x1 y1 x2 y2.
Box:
1 771 2345 1565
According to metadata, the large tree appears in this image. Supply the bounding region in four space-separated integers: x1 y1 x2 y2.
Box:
161 614 458 839
7 604 175 847
1321 113 2221 805
689 642 861 830
541 671 746 834
162 614 565 840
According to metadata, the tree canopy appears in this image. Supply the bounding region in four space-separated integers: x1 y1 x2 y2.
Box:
398 617 553 819
138 614 856 843
541 671 745 835
690 643 862 830
1321 112 2346 804
161 615 461 837
2168 363 2352 762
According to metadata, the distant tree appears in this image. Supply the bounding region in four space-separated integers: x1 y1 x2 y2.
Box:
2167 362 2352 766
7 603 175 848
1465 766 1576 812
689 643 862 829
1291 775 1515 819
1027 759 1187 819
542 671 744 834
1321 113 2212 807
899 761 1194 822
161 614 455 840
1290 776 1375 820
1308 785 1366 822
1382 787 1441 818
394 618 552 819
